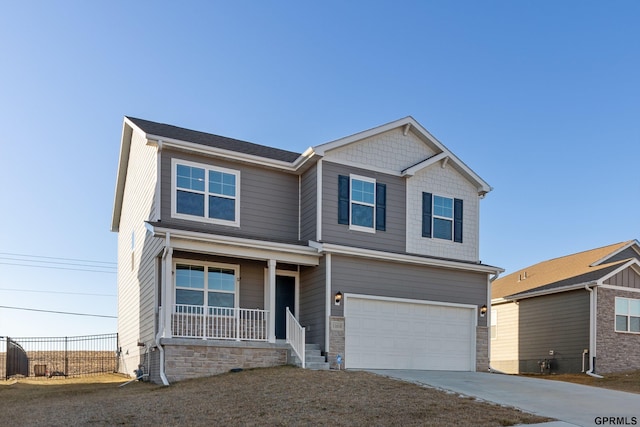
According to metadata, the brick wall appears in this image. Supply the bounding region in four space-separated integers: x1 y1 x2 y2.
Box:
596 287 640 374
328 316 345 369
476 326 489 372
158 339 288 383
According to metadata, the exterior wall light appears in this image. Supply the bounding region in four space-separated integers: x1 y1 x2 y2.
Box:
480 304 487 317
335 291 343 306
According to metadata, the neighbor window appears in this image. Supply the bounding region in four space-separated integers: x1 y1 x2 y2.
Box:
173 159 239 226
422 192 463 242
615 297 640 333
338 174 386 232
175 262 238 312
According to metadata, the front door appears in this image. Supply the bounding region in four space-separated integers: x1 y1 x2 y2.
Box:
275 275 296 339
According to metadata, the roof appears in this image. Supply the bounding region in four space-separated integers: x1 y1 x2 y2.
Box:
492 240 640 300
126 117 301 163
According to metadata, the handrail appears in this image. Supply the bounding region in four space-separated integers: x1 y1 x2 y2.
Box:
172 305 269 341
285 307 305 369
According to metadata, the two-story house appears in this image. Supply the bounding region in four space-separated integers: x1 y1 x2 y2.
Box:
111 116 502 384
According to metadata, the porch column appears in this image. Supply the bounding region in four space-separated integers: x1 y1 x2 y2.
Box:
268 259 277 343
163 247 174 338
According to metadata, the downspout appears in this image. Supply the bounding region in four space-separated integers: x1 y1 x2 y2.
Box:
155 233 171 386
585 284 603 378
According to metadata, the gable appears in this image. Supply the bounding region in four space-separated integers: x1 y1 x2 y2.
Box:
323 127 437 172
604 264 640 288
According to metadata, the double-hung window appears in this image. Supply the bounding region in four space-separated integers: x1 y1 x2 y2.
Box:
615 297 640 333
422 192 463 242
175 262 238 313
173 159 239 226
338 174 386 232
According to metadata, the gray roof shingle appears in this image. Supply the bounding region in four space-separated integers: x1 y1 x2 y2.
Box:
126 117 301 163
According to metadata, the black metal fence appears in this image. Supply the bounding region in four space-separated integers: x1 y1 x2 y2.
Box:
0 333 118 380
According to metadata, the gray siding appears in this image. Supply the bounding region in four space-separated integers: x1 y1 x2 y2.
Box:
321 161 406 252
300 260 326 349
299 164 317 242
603 247 640 264
605 267 640 288
172 251 266 309
161 150 299 242
517 290 590 373
329 255 488 326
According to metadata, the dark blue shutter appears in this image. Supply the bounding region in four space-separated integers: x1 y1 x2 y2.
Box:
375 183 386 231
422 192 432 238
338 175 349 225
454 198 463 243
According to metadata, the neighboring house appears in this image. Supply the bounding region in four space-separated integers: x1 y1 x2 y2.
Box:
111 115 502 384
491 240 640 375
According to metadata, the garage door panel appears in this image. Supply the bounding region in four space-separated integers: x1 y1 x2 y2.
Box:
345 297 475 371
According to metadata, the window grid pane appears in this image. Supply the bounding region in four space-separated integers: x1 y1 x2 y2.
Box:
433 196 453 218
175 265 205 289
352 204 374 228
208 268 236 292
177 165 205 191
616 315 628 332
433 218 452 240
352 179 375 204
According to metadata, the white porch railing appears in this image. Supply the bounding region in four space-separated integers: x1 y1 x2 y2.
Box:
286 307 305 368
172 305 269 341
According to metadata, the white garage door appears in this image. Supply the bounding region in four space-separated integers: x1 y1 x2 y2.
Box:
345 296 475 371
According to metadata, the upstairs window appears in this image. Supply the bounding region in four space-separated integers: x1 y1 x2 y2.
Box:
422 192 463 242
173 159 239 226
615 297 640 333
338 174 386 233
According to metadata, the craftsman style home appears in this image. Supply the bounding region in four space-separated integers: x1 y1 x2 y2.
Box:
491 240 640 375
111 116 502 384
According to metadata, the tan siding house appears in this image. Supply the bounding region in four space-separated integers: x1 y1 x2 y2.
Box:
491 240 640 375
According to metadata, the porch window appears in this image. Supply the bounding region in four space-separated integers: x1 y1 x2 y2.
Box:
172 159 240 226
175 262 238 311
615 297 640 333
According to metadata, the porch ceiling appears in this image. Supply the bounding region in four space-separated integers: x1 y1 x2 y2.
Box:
146 223 320 266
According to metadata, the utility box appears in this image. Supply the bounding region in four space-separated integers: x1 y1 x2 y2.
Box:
34 364 47 377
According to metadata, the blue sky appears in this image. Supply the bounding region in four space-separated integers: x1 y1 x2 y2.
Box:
0 1 638 337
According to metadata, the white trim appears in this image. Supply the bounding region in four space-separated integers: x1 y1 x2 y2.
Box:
590 240 640 267
598 284 640 293
171 158 240 227
154 142 162 222
506 282 597 301
173 258 240 310
316 159 323 242
147 224 320 266
349 174 376 233
323 158 401 177
402 152 448 176
344 293 478 311
325 253 332 354
309 241 503 274
600 258 640 282
298 175 301 241
614 295 640 334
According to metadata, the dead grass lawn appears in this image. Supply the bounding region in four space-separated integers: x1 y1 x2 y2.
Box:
525 369 640 394
0 366 551 426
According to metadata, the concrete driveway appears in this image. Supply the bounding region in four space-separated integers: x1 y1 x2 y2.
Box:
369 370 640 427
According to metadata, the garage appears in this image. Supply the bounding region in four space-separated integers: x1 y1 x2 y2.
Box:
344 295 476 370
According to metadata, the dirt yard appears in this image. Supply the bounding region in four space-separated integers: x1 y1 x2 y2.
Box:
526 369 640 394
0 366 551 426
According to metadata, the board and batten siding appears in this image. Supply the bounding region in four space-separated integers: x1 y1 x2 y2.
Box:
517 290 590 373
490 301 520 373
299 163 317 242
117 129 163 374
299 260 327 349
329 255 488 326
160 151 300 242
321 161 406 253
604 266 640 288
